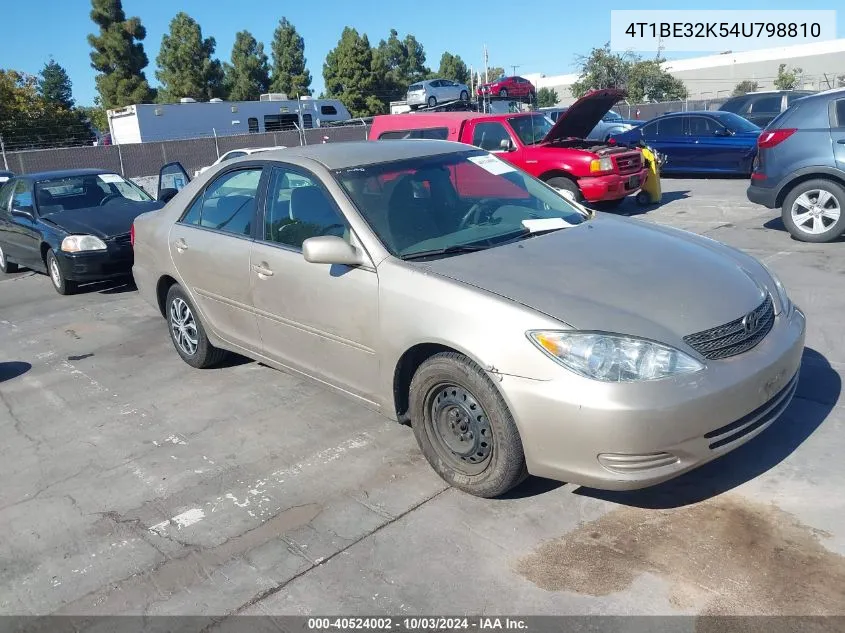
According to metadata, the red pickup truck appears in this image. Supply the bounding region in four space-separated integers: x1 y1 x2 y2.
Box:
368 89 647 207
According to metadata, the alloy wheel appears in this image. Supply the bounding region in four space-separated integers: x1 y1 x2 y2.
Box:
427 383 493 475
169 297 199 356
790 189 841 235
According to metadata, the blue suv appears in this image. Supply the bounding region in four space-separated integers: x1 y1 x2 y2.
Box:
747 88 845 243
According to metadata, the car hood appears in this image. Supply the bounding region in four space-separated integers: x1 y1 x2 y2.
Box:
41 200 164 238
415 214 769 347
543 88 627 142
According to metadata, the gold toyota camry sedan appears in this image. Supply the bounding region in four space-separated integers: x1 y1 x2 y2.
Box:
132 140 806 498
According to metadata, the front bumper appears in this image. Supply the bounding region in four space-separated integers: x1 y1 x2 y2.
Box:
747 182 778 208
58 245 133 282
500 305 806 490
579 167 649 202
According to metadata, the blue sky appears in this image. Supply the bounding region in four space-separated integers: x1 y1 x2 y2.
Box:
0 0 841 106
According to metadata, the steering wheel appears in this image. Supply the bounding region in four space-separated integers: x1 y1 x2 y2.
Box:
99 193 122 206
458 198 499 230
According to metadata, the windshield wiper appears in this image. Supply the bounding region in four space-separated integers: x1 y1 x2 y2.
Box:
401 243 489 260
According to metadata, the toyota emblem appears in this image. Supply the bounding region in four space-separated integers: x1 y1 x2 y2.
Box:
742 310 760 334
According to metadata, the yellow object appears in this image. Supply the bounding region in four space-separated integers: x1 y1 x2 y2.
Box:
637 145 663 205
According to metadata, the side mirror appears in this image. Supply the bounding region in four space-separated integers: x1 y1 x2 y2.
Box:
302 235 367 267
11 206 34 220
499 138 514 151
158 187 179 203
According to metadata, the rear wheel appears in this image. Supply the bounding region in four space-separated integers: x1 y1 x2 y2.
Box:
459 90 469 101
0 245 18 274
781 179 845 243
545 176 583 203
409 352 528 498
165 284 228 368
46 249 77 295
427 96 437 108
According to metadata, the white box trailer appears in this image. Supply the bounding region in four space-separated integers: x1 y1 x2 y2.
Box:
107 94 352 145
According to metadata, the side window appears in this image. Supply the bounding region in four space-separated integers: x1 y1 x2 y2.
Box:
834 99 845 127
720 97 747 114
248 117 259 133
687 116 724 135
320 105 338 116
12 181 34 212
263 167 347 250
0 182 14 215
302 113 313 129
749 96 780 113
180 168 263 237
642 121 658 140
471 122 513 151
379 128 449 140
657 117 685 136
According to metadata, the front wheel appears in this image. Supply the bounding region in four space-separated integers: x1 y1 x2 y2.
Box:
46 249 77 295
165 284 228 368
545 176 583 203
498 88 508 98
781 179 845 243
409 352 528 498
0 244 18 274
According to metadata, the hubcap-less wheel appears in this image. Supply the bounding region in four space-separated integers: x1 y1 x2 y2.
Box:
791 189 841 235
170 297 199 356
49 257 62 288
428 384 493 475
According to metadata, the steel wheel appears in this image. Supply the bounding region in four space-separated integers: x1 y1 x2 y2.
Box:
426 383 493 475
790 188 841 235
169 297 199 356
49 257 62 288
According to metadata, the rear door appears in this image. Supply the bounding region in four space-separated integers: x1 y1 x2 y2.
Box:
643 116 689 170
168 164 267 353
831 97 845 171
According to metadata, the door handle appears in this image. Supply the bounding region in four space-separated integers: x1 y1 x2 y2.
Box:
173 238 188 252
837 139 845 144
252 263 274 277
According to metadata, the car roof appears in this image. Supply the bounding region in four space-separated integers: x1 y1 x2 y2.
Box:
19 168 115 181
254 140 478 170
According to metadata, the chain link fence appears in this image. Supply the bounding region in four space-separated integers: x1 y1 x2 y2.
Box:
1 124 371 180
614 98 730 121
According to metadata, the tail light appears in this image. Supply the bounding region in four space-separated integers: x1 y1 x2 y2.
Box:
757 128 796 149
130 224 135 247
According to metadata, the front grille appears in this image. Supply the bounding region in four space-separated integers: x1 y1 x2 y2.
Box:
704 371 798 450
614 152 642 175
683 296 775 360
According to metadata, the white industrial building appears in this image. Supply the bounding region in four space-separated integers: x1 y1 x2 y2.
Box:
525 38 845 105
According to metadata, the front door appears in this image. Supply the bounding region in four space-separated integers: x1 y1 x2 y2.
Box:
168 165 266 353
250 165 380 402
6 180 42 269
467 120 523 166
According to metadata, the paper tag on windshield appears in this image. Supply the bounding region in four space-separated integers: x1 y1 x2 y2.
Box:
468 154 515 175
98 174 124 184
522 218 570 232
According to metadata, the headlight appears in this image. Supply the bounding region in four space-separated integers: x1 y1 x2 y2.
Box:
589 157 613 173
527 331 704 382
61 235 107 253
759 262 790 316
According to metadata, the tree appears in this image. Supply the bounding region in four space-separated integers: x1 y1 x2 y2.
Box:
78 101 109 133
774 64 802 90
436 52 469 84
224 31 270 101
732 80 759 96
269 18 312 97
371 29 431 106
475 66 505 86
536 87 559 107
323 27 383 117
38 59 74 109
156 12 224 102
627 58 687 102
87 0 153 109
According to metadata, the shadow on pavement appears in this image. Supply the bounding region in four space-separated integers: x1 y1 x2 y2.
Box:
573 347 839 509
0 361 32 384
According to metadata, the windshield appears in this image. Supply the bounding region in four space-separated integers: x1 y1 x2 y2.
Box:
714 112 761 133
508 114 553 145
603 111 623 121
34 174 152 214
334 150 587 259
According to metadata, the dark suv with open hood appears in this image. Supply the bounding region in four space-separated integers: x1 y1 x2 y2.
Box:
369 89 647 207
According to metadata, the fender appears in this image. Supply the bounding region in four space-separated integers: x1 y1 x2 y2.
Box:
774 166 845 205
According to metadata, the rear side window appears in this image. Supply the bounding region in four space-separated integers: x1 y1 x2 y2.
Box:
720 97 748 114
379 128 449 140
835 99 845 127
656 117 685 136
749 96 781 113
321 105 338 115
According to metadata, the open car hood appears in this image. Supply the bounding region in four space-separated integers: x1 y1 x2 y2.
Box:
542 88 627 143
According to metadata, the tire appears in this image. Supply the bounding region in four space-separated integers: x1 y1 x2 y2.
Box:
0 244 18 274
498 88 508 98
427 96 437 108
409 352 528 498
636 191 652 206
459 90 469 101
46 249 77 295
781 178 845 243
545 176 583 203
165 284 228 369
